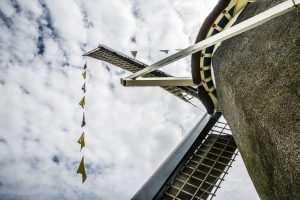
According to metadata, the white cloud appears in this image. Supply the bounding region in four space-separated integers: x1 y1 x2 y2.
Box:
0 0 258 199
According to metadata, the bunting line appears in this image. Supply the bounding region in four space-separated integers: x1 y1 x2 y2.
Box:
77 62 87 183
127 49 183 58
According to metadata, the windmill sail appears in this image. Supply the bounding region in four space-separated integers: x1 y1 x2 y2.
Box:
84 45 198 104
158 133 237 199
131 113 238 200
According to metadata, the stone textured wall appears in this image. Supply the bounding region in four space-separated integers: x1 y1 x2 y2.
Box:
213 0 300 199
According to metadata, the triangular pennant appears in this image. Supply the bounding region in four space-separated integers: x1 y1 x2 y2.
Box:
81 113 86 127
77 132 85 150
160 50 169 54
77 156 87 183
79 96 85 109
82 71 87 79
83 62 87 70
130 51 138 58
82 82 86 93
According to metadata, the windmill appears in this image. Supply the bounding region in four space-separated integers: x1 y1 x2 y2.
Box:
84 0 299 199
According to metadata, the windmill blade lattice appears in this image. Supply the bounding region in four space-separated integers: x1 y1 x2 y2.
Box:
157 121 237 200
84 45 198 104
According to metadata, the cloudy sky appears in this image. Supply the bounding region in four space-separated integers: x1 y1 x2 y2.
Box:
0 0 258 199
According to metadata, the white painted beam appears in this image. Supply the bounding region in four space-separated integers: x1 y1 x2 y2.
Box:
121 77 196 87
126 0 299 80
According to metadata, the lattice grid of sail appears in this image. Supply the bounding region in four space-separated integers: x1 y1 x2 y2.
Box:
158 121 238 200
84 45 198 103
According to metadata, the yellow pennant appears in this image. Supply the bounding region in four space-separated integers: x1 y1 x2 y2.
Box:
79 96 85 108
77 132 85 151
82 70 87 79
77 156 87 183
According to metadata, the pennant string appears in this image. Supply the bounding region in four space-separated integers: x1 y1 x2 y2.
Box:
77 62 87 183
128 49 188 57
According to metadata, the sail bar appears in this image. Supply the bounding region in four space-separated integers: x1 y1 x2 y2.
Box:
131 112 222 200
125 0 299 80
156 124 238 200
121 77 196 87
